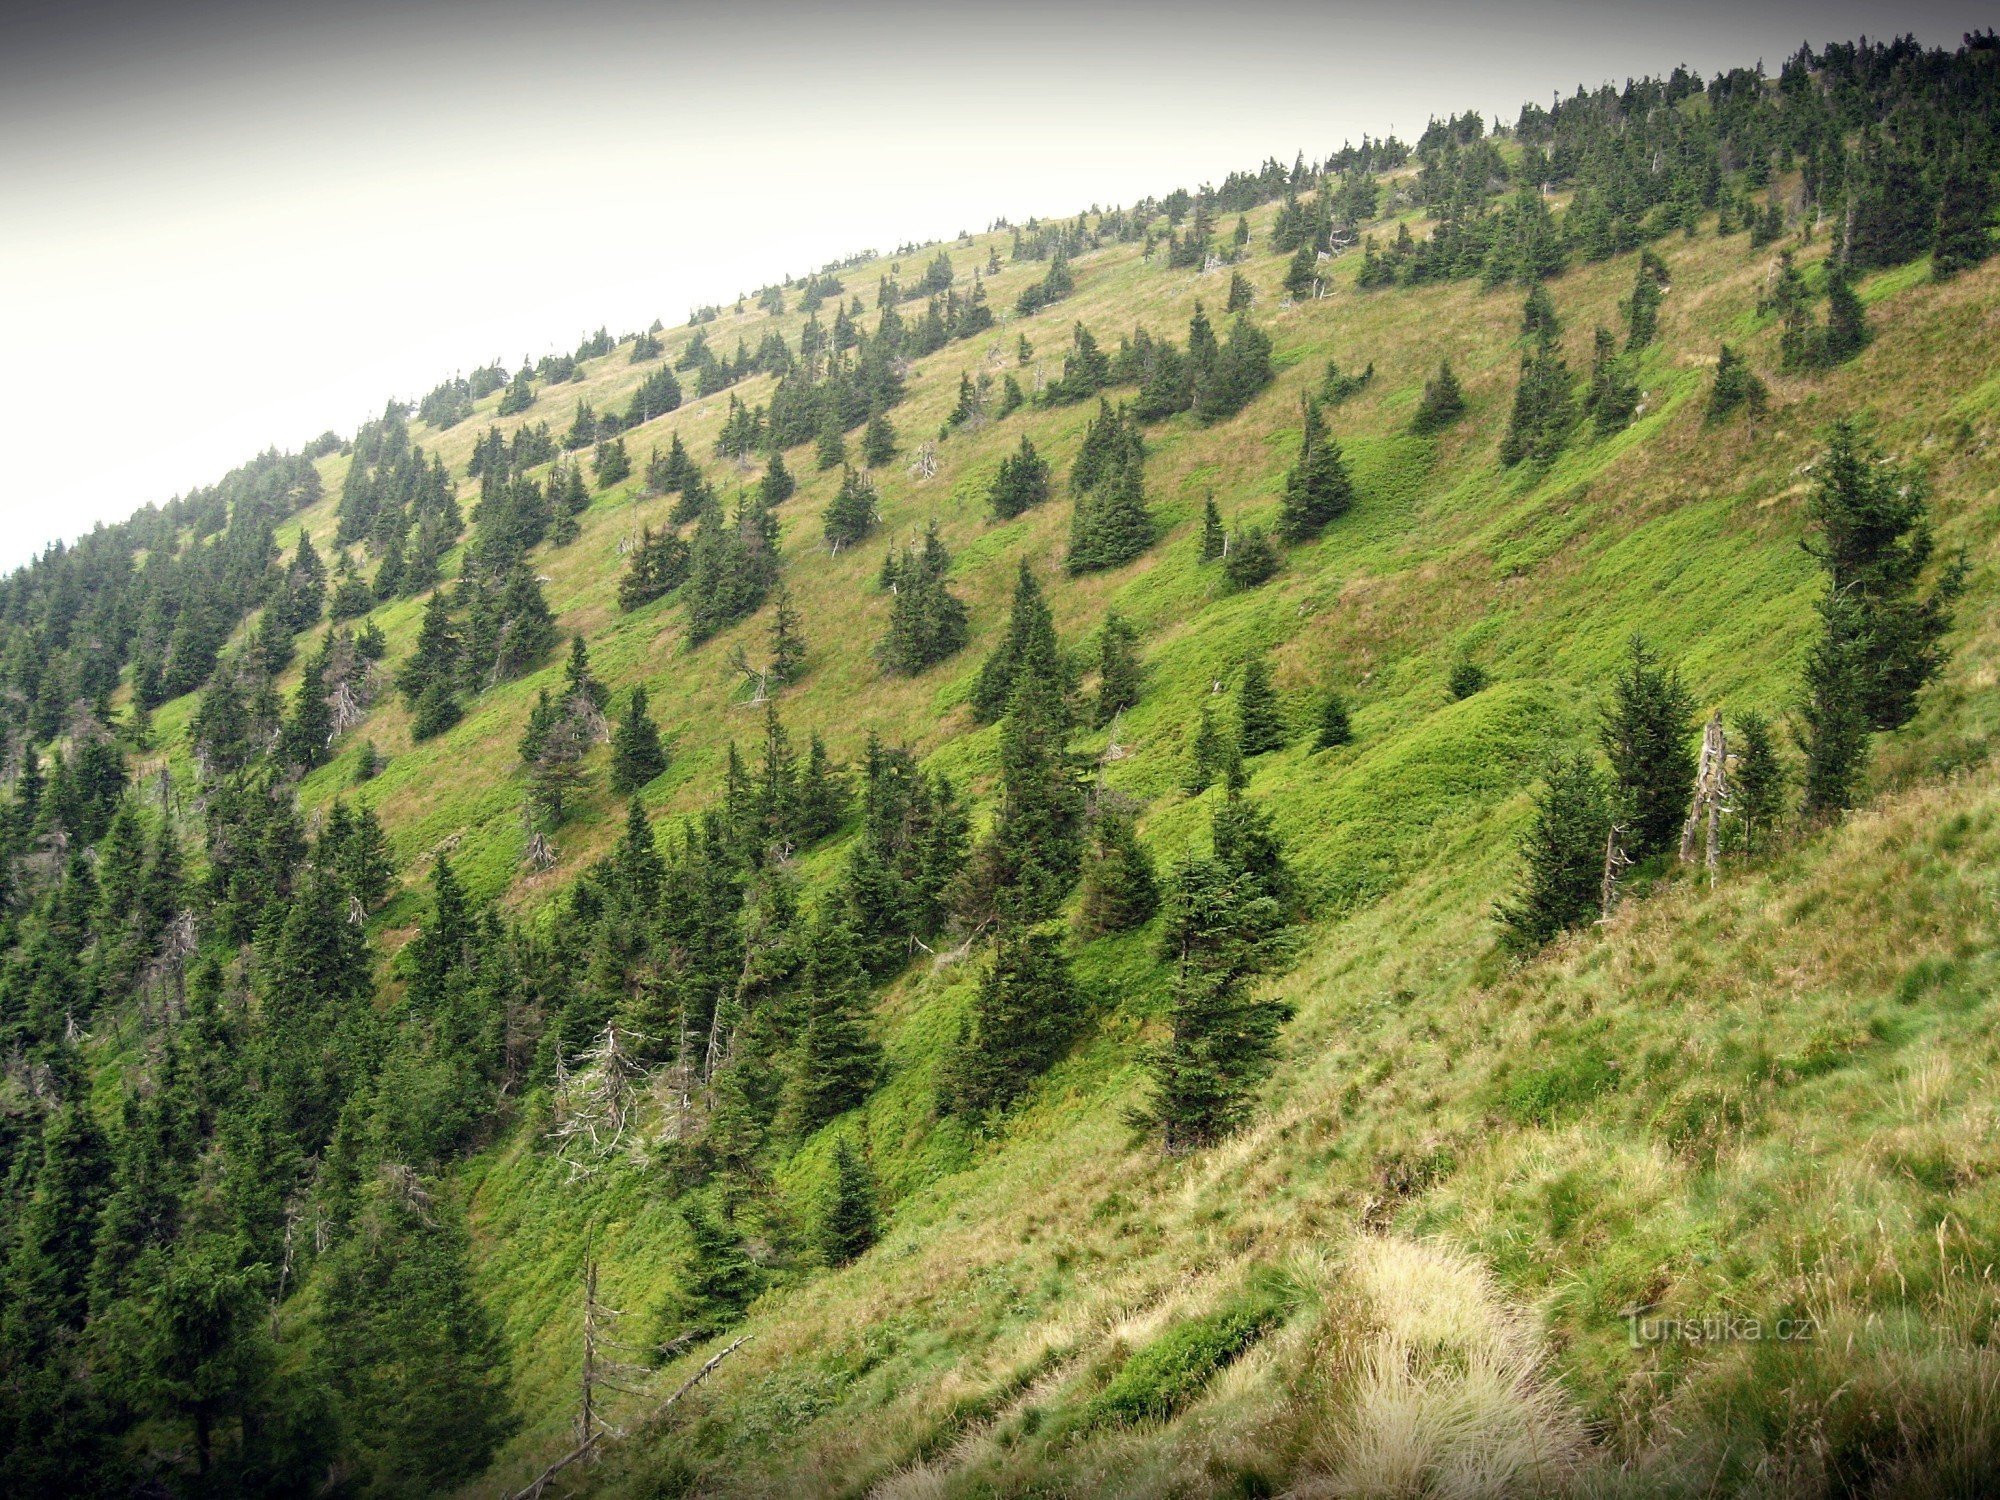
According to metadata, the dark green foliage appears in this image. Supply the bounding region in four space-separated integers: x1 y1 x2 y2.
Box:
1066 412 1152 575
971 560 1066 725
1843 130 1937 271
1805 422 1963 733
1199 494 1226 562
1014 249 1075 315
1282 242 1319 299
1797 589 1870 822
411 681 461 741
1191 314 1274 423
1086 1283 1286 1427
843 736 965 972
665 1204 761 1341
1138 793 1294 1153
685 496 781 645
758 448 795 506
1521 284 1561 340
1277 397 1354 541
1498 331 1575 467
818 1137 878 1265
1183 703 1236 796
1498 753 1613 950
989 435 1051 521
1093 611 1142 726
787 913 880 1134
611 686 667 794
823 466 878 551
627 365 683 424
1731 710 1784 853
1235 657 1285 756
1625 249 1667 350
1318 359 1374 406
768 582 808 685
814 409 847 471
942 925 1084 1116
314 1178 515 1491
1225 269 1253 312
1931 153 1995 279
1448 658 1487 699
1821 262 1870 365
1077 808 1159 936
861 409 897 467
1582 327 1640 435
1707 344 1768 424
976 670 1088 924
879 523 969 676
1315 689 1352 750
1042 321 1110 404
1409 360 1466 435
617 524 691 612
593 436 631 488
1599 637 1696 862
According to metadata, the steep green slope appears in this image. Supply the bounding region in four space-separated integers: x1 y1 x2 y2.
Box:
371 133 2000 1500
7 40 2000 1500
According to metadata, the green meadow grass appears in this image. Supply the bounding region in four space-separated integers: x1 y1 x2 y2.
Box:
124 179 2000 1494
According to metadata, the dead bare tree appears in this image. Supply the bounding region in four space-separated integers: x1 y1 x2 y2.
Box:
1679 711 1730 885
548 1023 653 1179
1599 822 1633 920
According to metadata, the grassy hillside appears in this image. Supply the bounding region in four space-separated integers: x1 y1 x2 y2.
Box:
23 48 2000 1500
207 158 2000 1497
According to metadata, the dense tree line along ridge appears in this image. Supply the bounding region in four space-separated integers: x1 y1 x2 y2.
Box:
2 31 1998 1497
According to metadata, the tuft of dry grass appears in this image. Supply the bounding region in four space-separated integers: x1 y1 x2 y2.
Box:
1288 1236 1586 1500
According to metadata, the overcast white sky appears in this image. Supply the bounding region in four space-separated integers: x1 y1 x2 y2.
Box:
0 0 1987 567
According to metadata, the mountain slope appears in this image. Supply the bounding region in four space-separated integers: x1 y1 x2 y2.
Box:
4 35 1999 1500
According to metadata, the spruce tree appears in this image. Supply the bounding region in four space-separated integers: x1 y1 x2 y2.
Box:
1077 808 1159 936
610 686 667 794
787 913 880 1133
1730 710 1784 853
1599 637 1696 862
1706 344 1768 424
1184 703 1235 796
879 523 969 676
970 559 1065 724
814 410 847 471
667 1204 760 1340
989 435 1051 521
758 448 795 506
1199 493 1226 563
1277 396 1354 541
1821 262 1870 365
861 409 897 468
1315 688 1352 749
1066 446 1152 574
942 924 1084 1116
1093 611 1142 726
1140 815 1291 1153
1235 657 1286 756
314 1179 515 1490
768 582 808 684
819 1137 879 1265
986 669 1087 922
1498 333 1574 467
1931 153 1995 280
823 467 878 551
1796 591 1872 820
1805 422 1963 732
1410 360 1466 435
1497 752 1613 950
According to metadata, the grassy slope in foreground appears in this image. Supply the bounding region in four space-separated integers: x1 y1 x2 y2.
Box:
386 200 2000 1496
